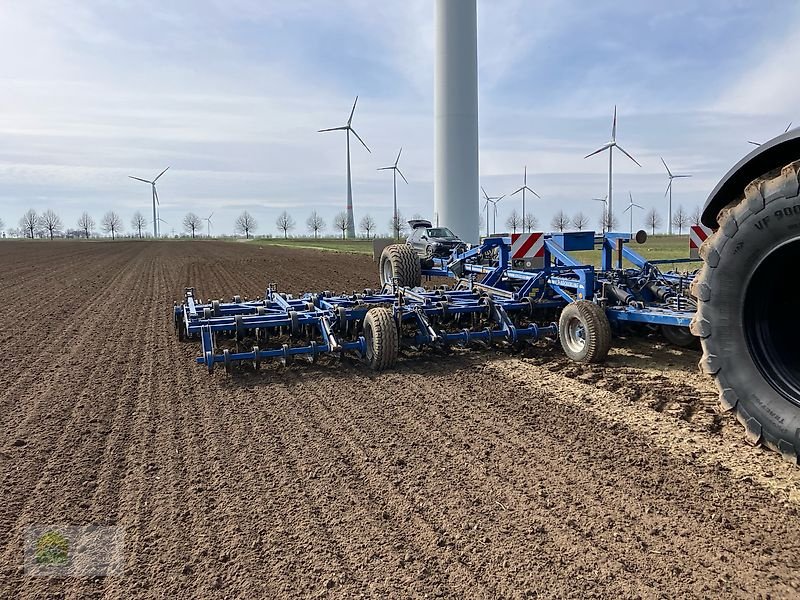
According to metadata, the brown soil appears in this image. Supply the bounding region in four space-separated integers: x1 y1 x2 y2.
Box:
1 240 800 599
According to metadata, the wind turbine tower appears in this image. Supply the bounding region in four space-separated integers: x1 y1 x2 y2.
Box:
510 166 541 232
319 96 370 239
128 167 169 237
378 148 408 241
660 157 691 235
434 0 480 244
585 107 640 227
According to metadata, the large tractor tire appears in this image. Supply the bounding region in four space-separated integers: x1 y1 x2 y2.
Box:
691 159 800 462
558 300 612 363
363 307 398 371
379 244 421 288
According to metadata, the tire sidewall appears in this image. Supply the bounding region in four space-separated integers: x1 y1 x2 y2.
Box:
706 194 800 445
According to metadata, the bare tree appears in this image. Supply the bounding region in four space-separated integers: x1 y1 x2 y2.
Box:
101 211 123 240
275 210 295 239
235 211 257 239
131 211 147 238
523 212 538 232
644 208 663 235
505 209 521 234
183 212 202 239
40 209 63 240
671 205 689 235
598 210 618 234
306 211 325 239
690 205 702 226
388 211 406 239
334 212 348 239
20 209 37 239
572 211 589 231
550 210 571 232
77 212 95 239
359 214 376 238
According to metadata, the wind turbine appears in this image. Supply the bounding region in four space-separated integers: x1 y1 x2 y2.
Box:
129 167 169 237
481 187 504 236
204 212 214 237
585 106 641 227
378 147 408 241
623 192 644 234
748 122 793 146
660 157 691 235
510 166 541 232
319 96 370 239
156 217 169 238
592 196 609 233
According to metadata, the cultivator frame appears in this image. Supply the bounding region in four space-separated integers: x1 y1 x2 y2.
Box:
174 230 701 373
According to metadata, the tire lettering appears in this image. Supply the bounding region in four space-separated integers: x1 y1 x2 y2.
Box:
755 216 770 230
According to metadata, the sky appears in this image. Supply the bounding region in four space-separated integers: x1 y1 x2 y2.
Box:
1 0 798 238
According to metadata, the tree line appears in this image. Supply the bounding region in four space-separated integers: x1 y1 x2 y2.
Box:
5 209 262 240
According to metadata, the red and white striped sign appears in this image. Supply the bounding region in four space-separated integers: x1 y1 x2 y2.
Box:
511 232 544 259
689 225 712 259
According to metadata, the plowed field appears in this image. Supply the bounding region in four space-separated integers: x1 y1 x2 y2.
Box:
2 240 800 598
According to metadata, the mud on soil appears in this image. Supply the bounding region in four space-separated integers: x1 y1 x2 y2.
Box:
2 240 800 599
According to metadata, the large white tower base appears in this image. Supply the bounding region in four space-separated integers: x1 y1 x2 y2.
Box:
434 0 480 244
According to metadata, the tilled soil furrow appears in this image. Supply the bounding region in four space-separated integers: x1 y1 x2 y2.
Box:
0 249 153 597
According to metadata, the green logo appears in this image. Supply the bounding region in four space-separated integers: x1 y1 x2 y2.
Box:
34 530 69 567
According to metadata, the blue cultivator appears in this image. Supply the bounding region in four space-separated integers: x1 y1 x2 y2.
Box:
175 229 700 373
174 283 558 373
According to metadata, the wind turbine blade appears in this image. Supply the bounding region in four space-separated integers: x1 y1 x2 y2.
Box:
510 187 523 196
396 168 408 184
318 126 347 132
153 166 170 182
395 147 402 166
584 144 611 159
350 128 371 153
612 105 617 141
660 156 672 177
209 212 214 219
377 166 394 171
748 140 761 146
154 188 160 205
786 121 793 133
615 144 642 167
664 180 672 197
481 186 489 200
673 174 692 178
523 165 527 184
623 205 632 213
527 186 541 199
129 176 152 184
347 95 358 125
633 203 644 209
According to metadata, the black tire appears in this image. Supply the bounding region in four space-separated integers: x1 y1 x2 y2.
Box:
558 300 612 363
363 307 398 371
661 325 698 349
691 159 800 462
379 244 421 287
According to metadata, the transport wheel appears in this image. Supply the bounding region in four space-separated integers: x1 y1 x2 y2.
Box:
558 301 611 363
691 158 800 462
363 307 398 371
223 349 232 374
205 351 214 374
379 244 421 287
661 325 698 348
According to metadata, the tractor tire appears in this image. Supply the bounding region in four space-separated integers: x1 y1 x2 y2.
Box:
379 244 422 288
558 300 612 363
691 159 800 463
363 307 398 371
